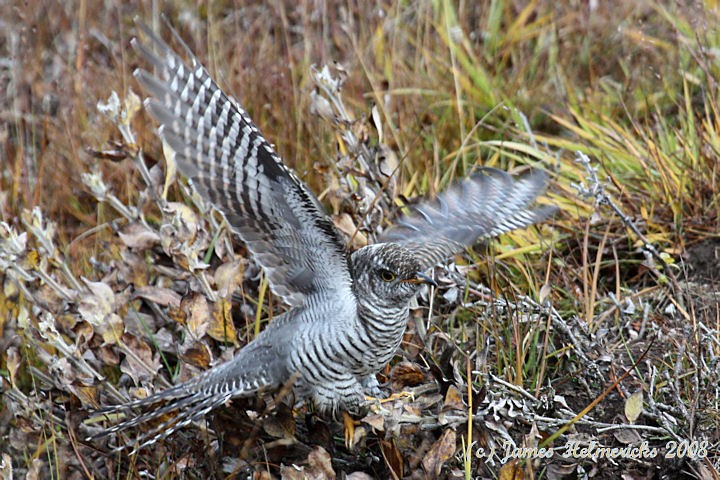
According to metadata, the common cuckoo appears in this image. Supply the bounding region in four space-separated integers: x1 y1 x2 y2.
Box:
91 21 556 450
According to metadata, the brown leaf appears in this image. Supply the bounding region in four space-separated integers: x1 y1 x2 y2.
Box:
6 347 20 387
78 278 116 327
346 474 375 480
306 446 335 479
25 458 42 480
180 342 212 369
214 260 243 299
132 285 182 308
499 459 524 480
207 298 238 345
182 293 210 341
98 313 125 345
389 361 427 391
362 414 385 432
70 385 99 408
97 344 120 365
279 465 306 480
624 389 643 423
422 429 456 478
119 222 161 249
120 334 160 384
73 320 95 346
0 452 13 479
164 202 201 244
613 427 642 445
379 438 403 480
263 403 296 439
442 385 465 411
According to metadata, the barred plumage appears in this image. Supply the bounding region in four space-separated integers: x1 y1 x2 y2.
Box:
89 19 556 451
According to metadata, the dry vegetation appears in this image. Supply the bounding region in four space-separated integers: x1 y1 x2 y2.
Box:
1 1 719 479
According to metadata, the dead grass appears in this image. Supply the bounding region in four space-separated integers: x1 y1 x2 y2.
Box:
1 0 719 479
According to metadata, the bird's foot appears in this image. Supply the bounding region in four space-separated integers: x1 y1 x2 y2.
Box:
365 390 414 404
342 411 360 449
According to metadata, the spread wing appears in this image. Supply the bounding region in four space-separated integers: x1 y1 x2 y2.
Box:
132 21 351 307
379 167 556 269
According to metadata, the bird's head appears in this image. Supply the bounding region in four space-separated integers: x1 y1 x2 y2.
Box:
350 243 436 306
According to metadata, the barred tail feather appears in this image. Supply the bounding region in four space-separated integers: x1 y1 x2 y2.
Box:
88 338 288 450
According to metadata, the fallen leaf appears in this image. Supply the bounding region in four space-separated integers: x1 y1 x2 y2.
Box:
333 213 367 247
0 452 13 480
119 222 161 249
132 285 182 308
362 414 385 431
78 278 116 327
379 438 403 480
422 428 456 478
624 389 643 423
389 361 427 391
499 459 524 480
180 342 212 369
207 298 238 345
263 403 296 439
613 427 642 445
214 260 243 299
120 334 160 385
98 313 125 345
182 293 210 341
306 446 335 479
6 347 20 387
441 385 465 411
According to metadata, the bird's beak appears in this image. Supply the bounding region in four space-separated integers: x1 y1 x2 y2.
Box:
403 271 437 287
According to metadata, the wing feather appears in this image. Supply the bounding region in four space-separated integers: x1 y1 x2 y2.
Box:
380 167 556 269
132 20 351 307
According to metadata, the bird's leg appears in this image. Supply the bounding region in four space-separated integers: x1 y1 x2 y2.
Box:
360 374 385 399
309 379 365 448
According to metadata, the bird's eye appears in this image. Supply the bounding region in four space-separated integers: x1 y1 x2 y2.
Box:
379 269 396 282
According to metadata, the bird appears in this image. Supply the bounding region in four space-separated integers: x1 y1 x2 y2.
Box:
89 19 556 451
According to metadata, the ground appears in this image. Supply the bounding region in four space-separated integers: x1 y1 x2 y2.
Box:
1 1 719 479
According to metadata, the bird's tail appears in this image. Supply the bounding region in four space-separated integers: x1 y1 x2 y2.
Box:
88 343 286 451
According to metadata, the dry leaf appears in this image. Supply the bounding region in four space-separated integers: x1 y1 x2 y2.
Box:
180 342 212 369
119 222 161 249
207 298 238 345
306 446 335 479
214 260 243 299
346 473 375 480
120 334 160 385
389 361 427 391
0 452 13 480
624 389 643 423
499 459 524 480
98 313 125 345
442 385 465 412
422 428 456 478
132 285 182 308
6 347 20 387
613 427 642 445
78 278 116 327
279 465 306 480
362 414 385 431
263 403 296 439
182 293 210 341
379 438 403 480
25 458 42 480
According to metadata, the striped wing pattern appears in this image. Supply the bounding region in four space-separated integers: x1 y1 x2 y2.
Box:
132 22 352 307
380 167 556 269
